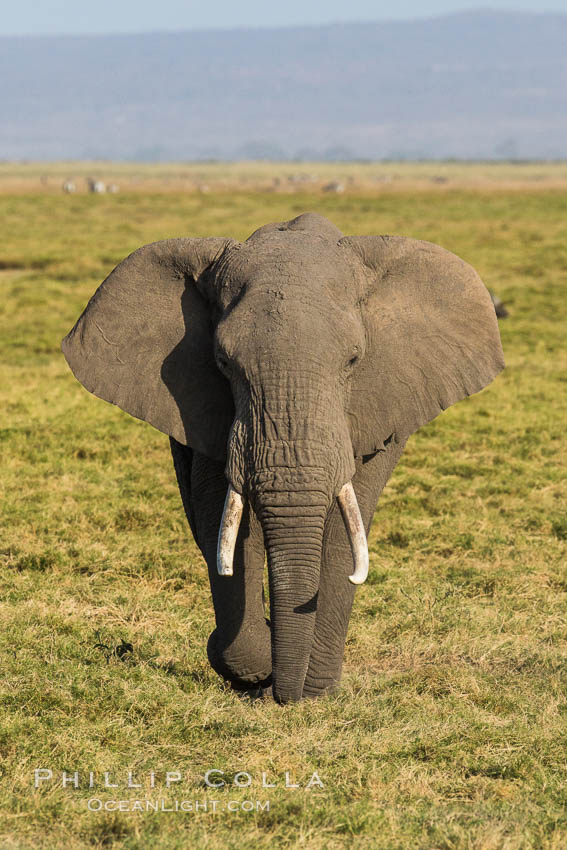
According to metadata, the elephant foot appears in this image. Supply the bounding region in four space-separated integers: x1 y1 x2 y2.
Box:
301 678 341 701
232 679 273 701
207 628 272 691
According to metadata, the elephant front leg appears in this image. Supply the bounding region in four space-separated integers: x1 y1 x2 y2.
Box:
171 443 272 690
302 441 406 699
301 501 356 699
204 506 272 690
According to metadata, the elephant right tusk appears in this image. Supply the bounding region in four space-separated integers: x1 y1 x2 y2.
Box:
337 481 369 585
217 484 244 576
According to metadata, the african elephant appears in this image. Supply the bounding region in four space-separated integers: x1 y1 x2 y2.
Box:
62 212 504 703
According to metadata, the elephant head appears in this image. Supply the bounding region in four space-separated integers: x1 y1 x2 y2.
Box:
62 213 504 702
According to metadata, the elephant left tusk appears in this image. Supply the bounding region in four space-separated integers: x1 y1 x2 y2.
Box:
337 481 369 585
217 484 244 576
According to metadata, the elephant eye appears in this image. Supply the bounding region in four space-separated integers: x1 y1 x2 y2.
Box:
346 353 359 370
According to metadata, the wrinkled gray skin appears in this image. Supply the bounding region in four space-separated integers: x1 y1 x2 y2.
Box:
62 213 504 703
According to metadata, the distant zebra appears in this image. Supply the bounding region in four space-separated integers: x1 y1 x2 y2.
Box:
62 180 76 194
322 181 345 194
489 291 509 319
87 178 106 194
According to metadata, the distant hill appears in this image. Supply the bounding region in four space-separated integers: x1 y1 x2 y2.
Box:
1 10 566 161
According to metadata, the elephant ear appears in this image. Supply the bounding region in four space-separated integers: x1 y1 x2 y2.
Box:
62 237 236 461
340 235 505 456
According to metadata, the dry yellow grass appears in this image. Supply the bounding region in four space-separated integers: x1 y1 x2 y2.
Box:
2 160 567 194
0 176 566 848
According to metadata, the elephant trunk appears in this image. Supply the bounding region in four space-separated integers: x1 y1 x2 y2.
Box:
256 490 327 704
217 417 366 701
216 470 370 702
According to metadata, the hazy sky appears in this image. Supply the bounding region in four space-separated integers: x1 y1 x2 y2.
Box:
2 0 565 36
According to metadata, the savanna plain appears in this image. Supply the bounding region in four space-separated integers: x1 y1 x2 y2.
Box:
1 165 566 849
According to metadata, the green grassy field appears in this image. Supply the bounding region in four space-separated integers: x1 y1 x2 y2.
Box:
1 184 566 849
